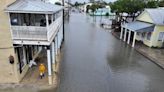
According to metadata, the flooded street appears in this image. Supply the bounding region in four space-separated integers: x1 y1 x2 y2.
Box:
57 13 164 92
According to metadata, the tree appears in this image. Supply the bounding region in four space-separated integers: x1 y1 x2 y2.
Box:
159 0 164 7
86 5 91 13
146 1 158 8
111 0 145 15
87 3 105 13
55 2 62 5
89 4 99 12
110 0 158 22
74 2 85 7
74 2 79 7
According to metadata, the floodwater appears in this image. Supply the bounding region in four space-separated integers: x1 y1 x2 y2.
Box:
2 13 164 92
56 13 164 92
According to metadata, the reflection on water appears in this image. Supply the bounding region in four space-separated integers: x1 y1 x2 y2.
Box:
56 13 164 92
88 15 115 24
2 13 164 92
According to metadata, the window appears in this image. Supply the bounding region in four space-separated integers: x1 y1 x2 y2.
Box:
137 32 140 36
10 13 19 25
158 32 164 41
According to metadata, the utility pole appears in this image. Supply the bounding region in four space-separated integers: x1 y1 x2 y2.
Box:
68 0 71 17
62 0 65 41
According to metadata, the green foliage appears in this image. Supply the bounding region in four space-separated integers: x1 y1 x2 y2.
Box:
111 0 159 15
159 0 164 7
105 12 109 16
86 5 91 13
110 0 145 15
55 2 62 5
74 2 79 7
74 2 85 7
110 0 160 24
87 3 105 13
146 1 158 8
90 4 99 12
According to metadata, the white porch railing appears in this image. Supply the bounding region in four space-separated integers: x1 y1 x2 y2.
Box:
12 26 47 40
11 16 62 42
47 16 62 41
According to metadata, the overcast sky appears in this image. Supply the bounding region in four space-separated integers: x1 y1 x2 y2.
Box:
49 0 116 4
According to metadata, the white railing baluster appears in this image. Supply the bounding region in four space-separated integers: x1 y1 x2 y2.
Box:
11 26 47 40
11 16 62 41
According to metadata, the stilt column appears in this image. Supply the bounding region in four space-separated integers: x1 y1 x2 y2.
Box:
51 42 56 71
124 29 127 41
47 46 52 85
132 32 137 47
120 27 124 39
127 30 131 44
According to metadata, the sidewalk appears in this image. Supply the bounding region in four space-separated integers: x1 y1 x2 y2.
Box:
0 48 63 92
112 31 164 69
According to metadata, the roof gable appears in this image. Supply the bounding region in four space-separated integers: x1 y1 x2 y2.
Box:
122 21 154 32
136 11 154 24
5 0 64 14
137 9 164 25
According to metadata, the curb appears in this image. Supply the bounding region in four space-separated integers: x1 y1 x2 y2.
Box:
111 31 164 69
134 48 164 69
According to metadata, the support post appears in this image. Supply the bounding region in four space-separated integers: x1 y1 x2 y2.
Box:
46 14 49 28
127 30 131 44
55 35 59 62
51 42 55 64
61 0 65 41
46 14 49 41
162 33 164 43
132 32 137 47
51 42 56 71
124 29 127 41
47 46 52 85
120 27 123 39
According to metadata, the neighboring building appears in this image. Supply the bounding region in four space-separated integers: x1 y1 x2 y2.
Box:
89 6 115 16
82 3 93 12
48 0 71 17
120 9 164 48
0 0 64 84
0 0 17 84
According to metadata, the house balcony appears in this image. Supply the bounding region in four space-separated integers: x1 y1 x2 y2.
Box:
11 16 62 42
5 0 64 45
8 12 63 45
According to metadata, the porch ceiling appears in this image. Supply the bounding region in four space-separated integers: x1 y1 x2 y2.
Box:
5 0 63 14
122 21 155 32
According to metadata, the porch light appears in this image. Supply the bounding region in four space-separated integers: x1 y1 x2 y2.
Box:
9 55 14 64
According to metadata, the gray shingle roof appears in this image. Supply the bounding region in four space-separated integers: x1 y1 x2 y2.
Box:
145 9 164 25
5 0 64 14
122 21 155 32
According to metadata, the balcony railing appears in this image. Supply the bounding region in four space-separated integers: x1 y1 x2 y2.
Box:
11 16 62 41
12 26 47 40
48 16 62 41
